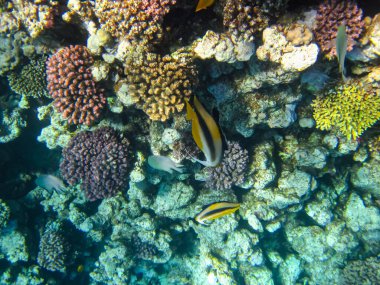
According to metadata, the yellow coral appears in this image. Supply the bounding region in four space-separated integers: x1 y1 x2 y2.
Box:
312 80 380 140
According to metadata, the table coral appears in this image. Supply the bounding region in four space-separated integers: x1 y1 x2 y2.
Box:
46 45 106 126
123 48 197 122
312 80 380 140
60 127 130 201
94 0 176 44
7 55 48 98
314 0 364 59
223 0 269 42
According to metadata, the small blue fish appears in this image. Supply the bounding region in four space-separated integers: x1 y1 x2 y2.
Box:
35 174 67 194
148 155 184 174
336 24 348 82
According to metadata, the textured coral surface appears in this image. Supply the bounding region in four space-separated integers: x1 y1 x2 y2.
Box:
314 0 364 58
60 127 130 201
46 45 106 126
312 80 380 140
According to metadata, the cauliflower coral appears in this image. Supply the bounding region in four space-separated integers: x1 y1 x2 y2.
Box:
312 80 380 140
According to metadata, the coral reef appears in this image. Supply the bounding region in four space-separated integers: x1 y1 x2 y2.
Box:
342 256 380 285
37 229 69 272
94 0 176 44
193 30 255 63
0 199 10 229
60 127 130 201
314 0 364 59
223 0 269 42
46 45 106 126
312 80 380 140
0 31 27 76
256 25 319 72
205 141 249 191
123 48 197 121
7 55 48 98
10 0 58 38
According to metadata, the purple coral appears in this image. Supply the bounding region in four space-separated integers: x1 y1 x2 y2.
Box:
46 45 106 126
314 0 364 59
205 141 249 191
60 127 130 201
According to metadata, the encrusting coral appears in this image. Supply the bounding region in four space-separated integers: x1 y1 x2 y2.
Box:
37 229 69 272
94 0 176 44
124 48 197 122
342 256 380 285
60 127 130 201
314 0 365 59
10 0 59 38
46 45 106 126
7 55 48 98
223 0 269 42
205 141 249 191
312 80 380 140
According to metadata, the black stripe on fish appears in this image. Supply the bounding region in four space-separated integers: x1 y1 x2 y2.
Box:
200 206 239 218
193 102 217 161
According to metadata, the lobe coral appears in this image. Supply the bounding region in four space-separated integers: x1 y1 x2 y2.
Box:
60 127 130 201
314 0 365 59
46 45 106 126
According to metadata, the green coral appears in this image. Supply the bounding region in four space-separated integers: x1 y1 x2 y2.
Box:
312 80 380 140
7 55 48 98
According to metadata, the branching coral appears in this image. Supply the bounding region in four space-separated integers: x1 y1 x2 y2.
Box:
37 230 69 272
312 80 380 140
46 45 106 126
205 141 249 191
223 0 269 42
7 55 48 98
94 0 176 44
60 127 130 201
314 0 364 59
124 48 197 121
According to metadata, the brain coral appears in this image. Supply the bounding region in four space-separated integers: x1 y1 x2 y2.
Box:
37 230 69 272
94 0 176 44
314 0 364 59
7 55 48 98
124 49 197 121
46 45 106 126
312 80 380 140
60 127 130 201
223 0 269 42
205 141 249 191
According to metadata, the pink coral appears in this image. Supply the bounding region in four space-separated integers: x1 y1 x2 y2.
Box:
46 45 106 126
314 0 365 59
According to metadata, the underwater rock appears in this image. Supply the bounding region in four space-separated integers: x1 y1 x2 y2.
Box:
257 26 319 72
193 31 255 63
0 228 29 263
305 197 333 226
219 85 301 137
278 254 301 285
343 193 380 252
351 157 380 198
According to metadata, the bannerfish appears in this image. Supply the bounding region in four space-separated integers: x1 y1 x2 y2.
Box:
148 155 184 174
35 174 67 194
336 23 348 82
186 96 223 167
195 202 240 225
196 0 215 12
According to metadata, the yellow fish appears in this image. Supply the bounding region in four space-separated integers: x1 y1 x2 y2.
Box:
186 96 223 167
196 0 215 12
195 202 240 225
